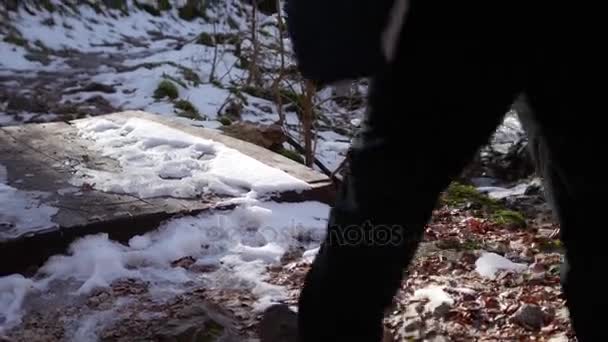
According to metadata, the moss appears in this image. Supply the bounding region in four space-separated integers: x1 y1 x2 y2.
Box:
237 56 250 69
218 117 232 126
280 89 304 108
199 320 225 342
174 99 202 120
441 182 502 211
539 239 563 253
228 87 249 105
3 33 27 47
196 32 215 46
40 0 55 12
158 0 171 11
154 80 179 100
161 73 187 89
211 79 223 88
136 1 161 16
214 33 241 45
277 148 305 164
103 0 128 11
241 85 274 102
181 68 201 86
87 2 104 14
178 1 204 21
491 210 527 229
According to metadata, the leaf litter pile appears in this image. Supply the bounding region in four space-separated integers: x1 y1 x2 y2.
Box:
267 181 574 341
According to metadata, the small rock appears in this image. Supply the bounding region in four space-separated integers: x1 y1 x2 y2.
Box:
220 122 286 150
260 304 298 342
433 302 452 318
171 256 196 269
511 304 547 330
81 82 116 93
404 318 424 332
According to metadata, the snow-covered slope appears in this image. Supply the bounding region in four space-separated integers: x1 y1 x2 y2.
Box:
0 0 358 174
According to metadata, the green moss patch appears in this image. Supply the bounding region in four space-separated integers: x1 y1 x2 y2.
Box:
154 80 179 100
174 99 202 120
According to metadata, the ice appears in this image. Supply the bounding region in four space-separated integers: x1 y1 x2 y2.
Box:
71 117 310 199
475 252 528 278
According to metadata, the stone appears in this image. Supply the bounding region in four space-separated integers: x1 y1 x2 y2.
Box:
511 304 549 330
220 122 286 151
260 304 298 342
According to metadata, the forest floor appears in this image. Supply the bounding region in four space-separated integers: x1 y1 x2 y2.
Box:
0 2 573 341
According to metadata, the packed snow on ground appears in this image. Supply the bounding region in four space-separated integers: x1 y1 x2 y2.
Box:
70 117 311 198
0 199 330 334
475 252 528 278
412 285 454 313
477 178 542 200
0 163 58 241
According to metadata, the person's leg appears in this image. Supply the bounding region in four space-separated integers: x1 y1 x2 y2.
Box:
521 48 608 341
297 39 523 341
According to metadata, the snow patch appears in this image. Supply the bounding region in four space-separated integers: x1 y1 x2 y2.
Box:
71 117 310 198
0 200 330 332
412 285 454 313
0 168 58 241
475 252 528 278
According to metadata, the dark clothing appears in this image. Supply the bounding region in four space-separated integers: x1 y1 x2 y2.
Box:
289 1 607 341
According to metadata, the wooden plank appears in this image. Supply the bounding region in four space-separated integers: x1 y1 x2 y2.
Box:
0 111 335 275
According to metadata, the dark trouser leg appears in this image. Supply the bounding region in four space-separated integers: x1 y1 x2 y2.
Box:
521 53 608 341
297 40 522 342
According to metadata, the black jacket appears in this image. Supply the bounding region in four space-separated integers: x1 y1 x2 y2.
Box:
285 0 396 85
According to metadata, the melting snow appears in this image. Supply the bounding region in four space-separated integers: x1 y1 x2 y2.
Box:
70 117 311 198
0 164 58 241
475 252 528 278
412 285 454 313
0 200 330 333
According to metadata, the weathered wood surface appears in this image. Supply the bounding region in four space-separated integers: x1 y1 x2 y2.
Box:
0 111 334 275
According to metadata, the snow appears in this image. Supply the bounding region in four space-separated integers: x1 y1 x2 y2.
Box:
477 179 542 200
0 42 44 70
0 200 330 332
71 117 311 198
0 163 59 241
475 252 528 278
302 247 320 262
10 2 206 54
412 285 454 313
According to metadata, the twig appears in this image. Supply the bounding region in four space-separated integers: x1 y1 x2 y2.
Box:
247 0 261 86
285 134 333 178
218 59 239 83
271 0 287 125
302 80 316 167
216 92 233 117
209 23 219 83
